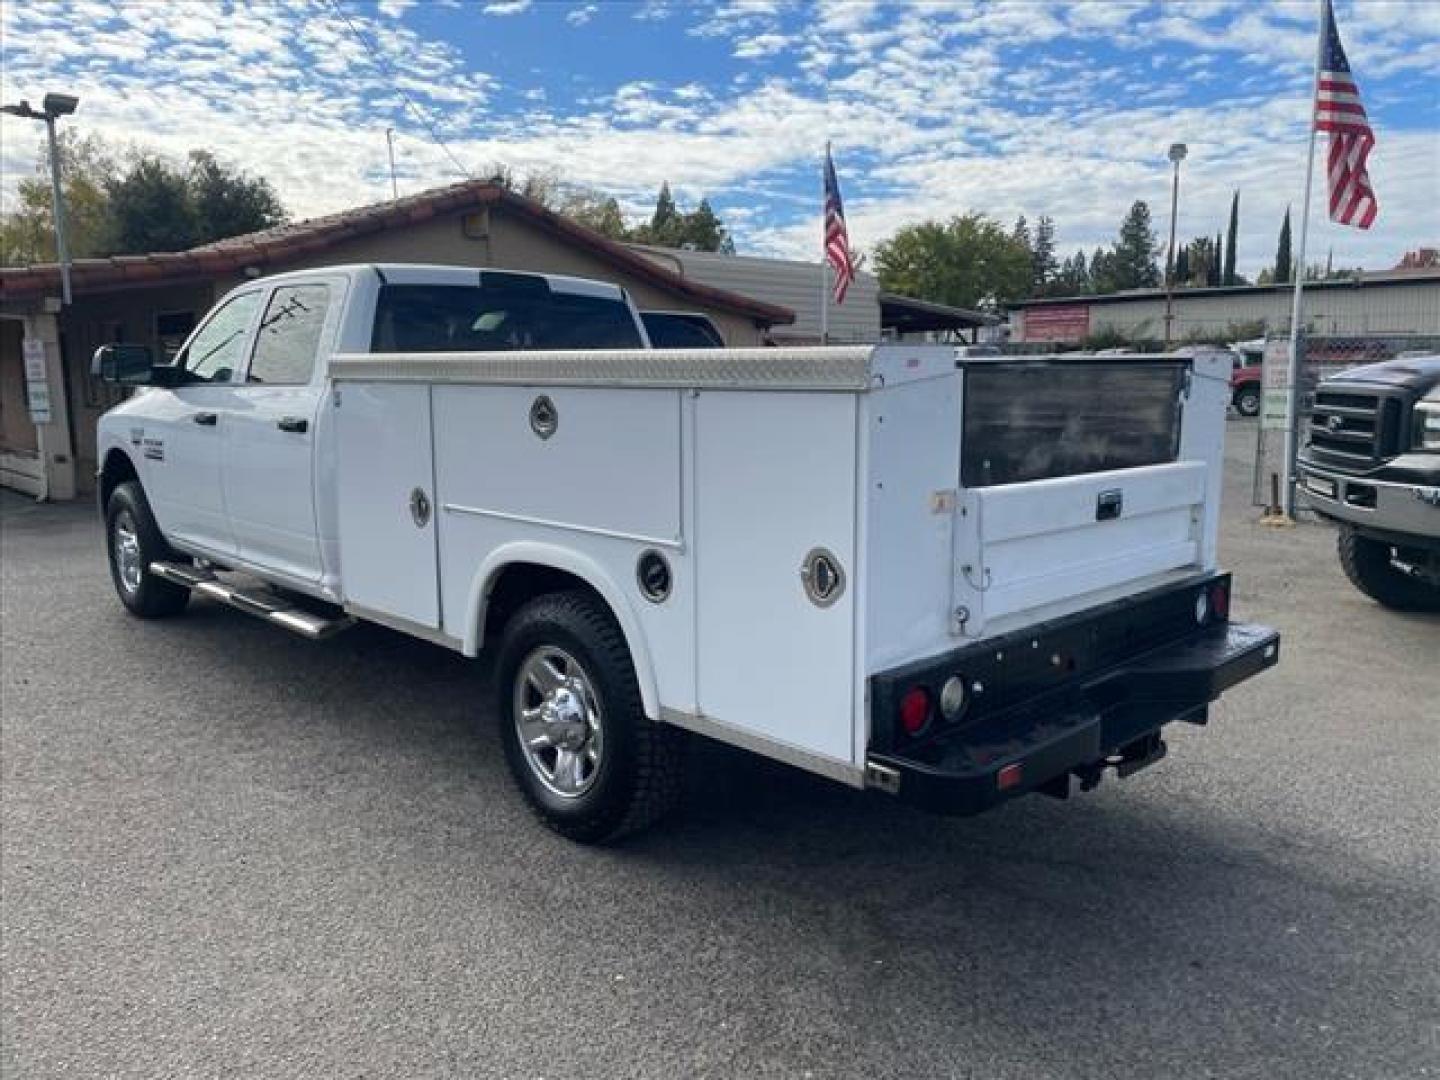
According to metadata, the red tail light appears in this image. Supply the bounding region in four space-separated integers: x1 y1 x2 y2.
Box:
1209 580 1230 620
899 687 932 736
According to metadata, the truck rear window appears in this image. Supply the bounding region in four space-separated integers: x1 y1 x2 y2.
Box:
962 360 1186 487
371 279 643 352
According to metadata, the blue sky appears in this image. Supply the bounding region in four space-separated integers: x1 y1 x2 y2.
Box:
2 0 1437 277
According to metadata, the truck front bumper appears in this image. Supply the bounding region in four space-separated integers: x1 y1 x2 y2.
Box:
865 578 1279 815
1295 461 1440 546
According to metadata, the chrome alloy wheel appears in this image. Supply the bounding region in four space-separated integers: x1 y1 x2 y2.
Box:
512 646 605 798
112 509 143 594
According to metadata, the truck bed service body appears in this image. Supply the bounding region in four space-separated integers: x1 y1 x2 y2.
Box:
93 264 1279 841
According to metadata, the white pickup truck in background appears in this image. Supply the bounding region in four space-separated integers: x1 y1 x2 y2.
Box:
92 263 1280 842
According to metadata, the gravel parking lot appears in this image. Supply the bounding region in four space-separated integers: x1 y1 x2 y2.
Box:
3 423 1437 1080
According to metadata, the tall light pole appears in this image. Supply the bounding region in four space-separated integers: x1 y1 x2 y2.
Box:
1163 141 1187 348
385 127 399 200
2 92 80 305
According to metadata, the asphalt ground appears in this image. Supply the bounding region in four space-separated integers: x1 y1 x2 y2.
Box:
2 422 1437 1080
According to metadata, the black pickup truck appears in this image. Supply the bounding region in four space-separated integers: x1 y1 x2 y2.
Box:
1297 354 1440 610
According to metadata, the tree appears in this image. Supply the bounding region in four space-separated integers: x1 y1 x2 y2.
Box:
1054 250 1090 295
873 213 1031 309
106 156 196 253
1090 245 1117 294
1110 200 1160 291
1031 215 1058 295
559 191 629 241
0 130 119 265
645 182 681 246
1274 207 1293 284
186 151 288 247
1174 246 1191 286
1011 214 1031 255
1210 231 1222 287
1224 191 1239 285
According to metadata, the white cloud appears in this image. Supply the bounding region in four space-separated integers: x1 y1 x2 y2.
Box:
481 0 531 15
565 4 599 27
377 0 418 17
0 0 1434 278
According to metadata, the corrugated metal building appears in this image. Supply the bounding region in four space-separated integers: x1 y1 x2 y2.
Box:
629 244 882 343
1009 270 1440 344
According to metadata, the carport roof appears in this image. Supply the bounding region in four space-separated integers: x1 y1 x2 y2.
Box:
879 292 998 333
0 181 794 327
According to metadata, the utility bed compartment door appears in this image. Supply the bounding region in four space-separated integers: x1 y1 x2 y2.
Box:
969 461 1205 623
335 382 440 627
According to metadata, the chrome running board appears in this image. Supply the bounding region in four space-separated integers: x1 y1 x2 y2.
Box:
149 561 354 641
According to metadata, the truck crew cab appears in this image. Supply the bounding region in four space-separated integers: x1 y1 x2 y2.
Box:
94 264 1279 843
1297 353 1440 611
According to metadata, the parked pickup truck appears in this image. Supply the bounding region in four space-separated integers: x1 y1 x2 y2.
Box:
92 263 1280 842
1297 353 1440 610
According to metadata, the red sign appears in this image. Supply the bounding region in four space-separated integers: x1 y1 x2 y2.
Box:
1022 304 1090 342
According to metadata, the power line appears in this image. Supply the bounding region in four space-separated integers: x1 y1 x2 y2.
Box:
321 0 474 183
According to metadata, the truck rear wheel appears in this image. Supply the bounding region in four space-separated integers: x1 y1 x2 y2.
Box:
495 590 686 843
105 481 190 618
1233 384 1260 418
1337 526 1440 612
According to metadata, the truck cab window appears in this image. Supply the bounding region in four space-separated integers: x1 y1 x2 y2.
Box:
249 285 331 384
371 283 644 353
177 291 260 383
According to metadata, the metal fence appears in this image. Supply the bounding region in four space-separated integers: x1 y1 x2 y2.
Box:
1252 333 1440 508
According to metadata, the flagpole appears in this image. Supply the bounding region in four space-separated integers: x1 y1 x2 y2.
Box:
820 141 830 345
1281 0 1327 519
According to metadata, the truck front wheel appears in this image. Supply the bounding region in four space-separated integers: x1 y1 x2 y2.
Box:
495 590 686 843
105 481 190 618
1337 526 1440 612
1233 384 1261 417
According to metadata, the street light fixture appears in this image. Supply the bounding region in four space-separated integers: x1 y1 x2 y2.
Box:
1 92 80 305
1163 142 1188 348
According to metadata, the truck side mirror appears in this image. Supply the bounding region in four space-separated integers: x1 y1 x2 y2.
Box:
92 343 157 385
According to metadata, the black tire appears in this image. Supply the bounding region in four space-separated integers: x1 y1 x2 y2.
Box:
1233 384 1261 418
105 481 190 618
495 590 686 843
1337 527 1440 612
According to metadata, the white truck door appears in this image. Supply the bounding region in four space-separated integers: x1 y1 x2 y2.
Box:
140 288 262 556
222 281 338 584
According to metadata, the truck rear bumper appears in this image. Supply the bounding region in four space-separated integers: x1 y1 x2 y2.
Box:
866 605 1279 816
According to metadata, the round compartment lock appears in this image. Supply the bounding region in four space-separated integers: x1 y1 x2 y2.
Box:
636 549 673 603
409 487 431 528
529 395 559 440
800 547 845 608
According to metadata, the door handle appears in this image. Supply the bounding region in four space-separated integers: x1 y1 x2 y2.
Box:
276 417 309 433
192 411 218 426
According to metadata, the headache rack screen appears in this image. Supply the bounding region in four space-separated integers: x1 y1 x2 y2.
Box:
962 360 1186 488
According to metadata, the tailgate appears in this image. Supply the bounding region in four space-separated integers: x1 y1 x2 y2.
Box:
969 461 1205 620
958 358 1200 624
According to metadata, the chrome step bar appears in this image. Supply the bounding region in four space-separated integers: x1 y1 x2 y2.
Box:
149 561 354 640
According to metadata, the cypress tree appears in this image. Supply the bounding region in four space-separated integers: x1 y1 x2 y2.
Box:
1223 191 1239 285
1275 207 1293 285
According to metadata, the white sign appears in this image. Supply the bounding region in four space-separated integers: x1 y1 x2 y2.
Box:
22 338 52 425
1259 338 1292 431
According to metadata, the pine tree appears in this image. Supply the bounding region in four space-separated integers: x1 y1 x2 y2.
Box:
1031 215 1058 295
1275 207 1293 285
1209 231 1222 287
1012 214 1031 254
1223 191 1239 285
1112 201 1160 290
649 182 680 245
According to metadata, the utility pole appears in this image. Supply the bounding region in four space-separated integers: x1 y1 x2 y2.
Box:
385 127 399 200
1163 142 1187 348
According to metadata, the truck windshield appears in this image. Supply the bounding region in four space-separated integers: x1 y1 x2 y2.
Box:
962 360 1186 487
371 281 643 352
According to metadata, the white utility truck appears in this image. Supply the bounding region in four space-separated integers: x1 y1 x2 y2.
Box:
93 264 1280 842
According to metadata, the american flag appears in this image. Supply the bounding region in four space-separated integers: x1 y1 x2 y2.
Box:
823 145 855 304
1314 0 1377 229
